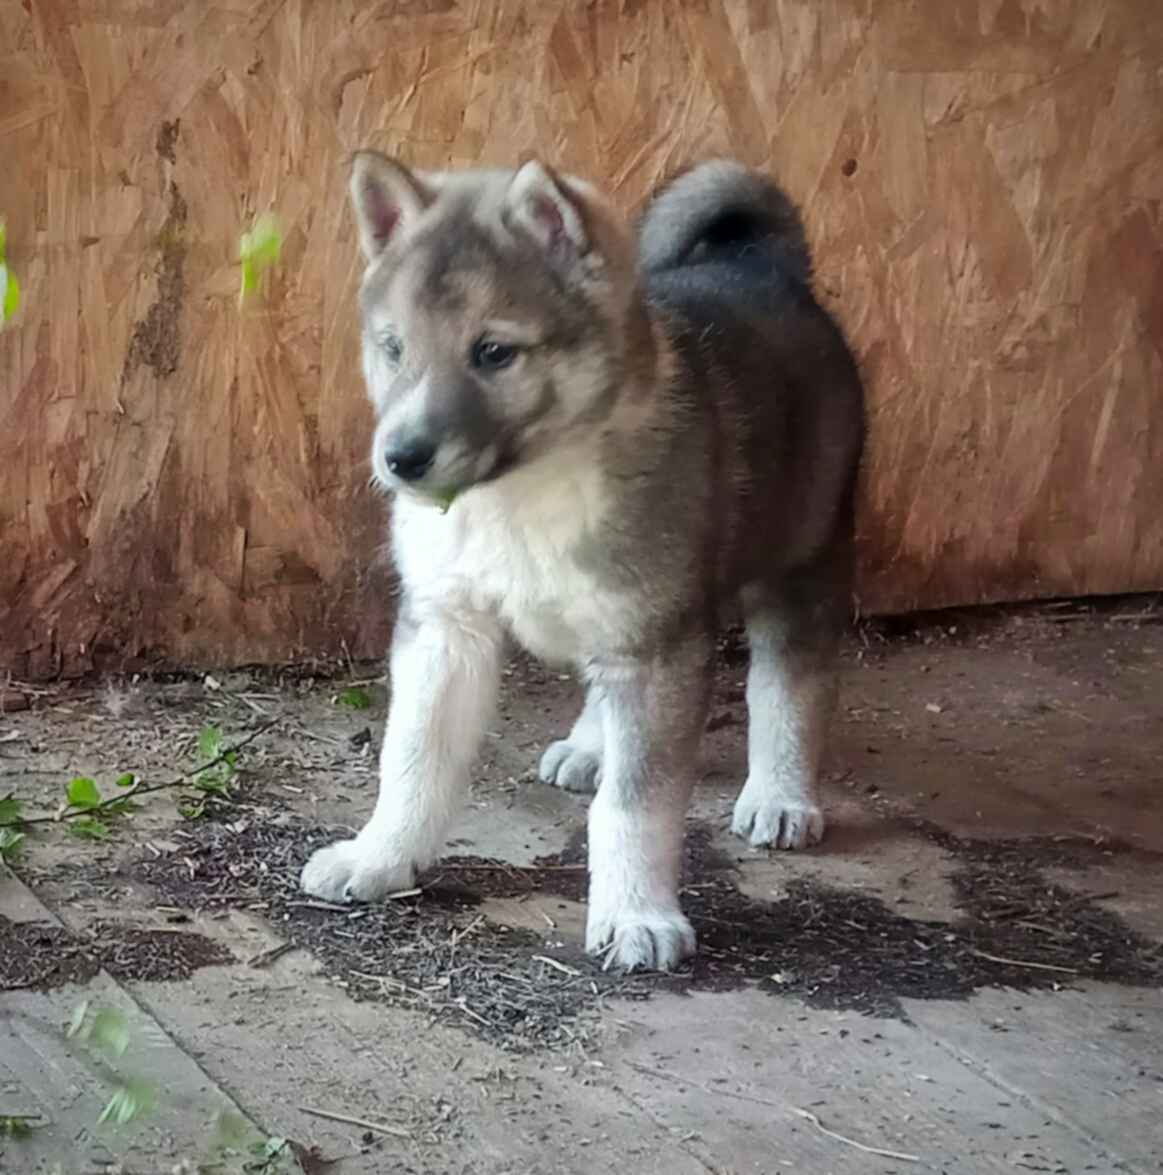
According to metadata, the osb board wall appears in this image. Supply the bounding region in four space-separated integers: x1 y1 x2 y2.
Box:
1 1 1162 678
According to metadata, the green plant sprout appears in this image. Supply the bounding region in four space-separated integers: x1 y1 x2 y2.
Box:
239 211 283 304
0 219 20 326
179 724 240 818
338 685 371 710
432 488 459 514
0 793 24 862
62 773 138 840
66 1002 156 1129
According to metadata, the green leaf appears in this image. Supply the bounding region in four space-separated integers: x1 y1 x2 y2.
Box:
114 772 136 789
0 263 18 325
0 218 7 262
67 999 90 1038
339 686 371 711
0 1115 40 1138
102 797 137 816
0 826 25 861
238 212 283 304
258 1135 288 1159
213 1107 251 1149
194 775 231 797
98 1078 154 1127
66 777 102 809
67 817 111 841
0 792 23 826
198 725 224 762
87 1008 131 1058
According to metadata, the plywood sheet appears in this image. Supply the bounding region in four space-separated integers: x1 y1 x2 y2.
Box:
1 0 1161 677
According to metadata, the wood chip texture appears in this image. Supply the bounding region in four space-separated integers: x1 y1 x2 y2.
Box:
1 1 1161 677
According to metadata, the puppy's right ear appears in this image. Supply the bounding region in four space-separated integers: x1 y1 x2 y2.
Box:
349 151 431 261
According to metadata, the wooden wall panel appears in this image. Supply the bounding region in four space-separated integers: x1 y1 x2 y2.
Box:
1 0 1161 678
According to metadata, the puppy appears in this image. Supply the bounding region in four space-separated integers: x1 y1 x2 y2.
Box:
301 154 865 971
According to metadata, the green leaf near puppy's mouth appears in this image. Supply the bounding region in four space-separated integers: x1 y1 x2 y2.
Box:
429 488 460 514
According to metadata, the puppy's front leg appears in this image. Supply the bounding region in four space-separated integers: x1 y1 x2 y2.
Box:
585 638 712 971
301 601 502 902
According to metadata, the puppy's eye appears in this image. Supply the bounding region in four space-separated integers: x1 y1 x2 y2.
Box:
471 339 519 371
379 333 404 365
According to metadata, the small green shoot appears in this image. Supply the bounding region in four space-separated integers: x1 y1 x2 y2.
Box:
59 775 135 838
67 1003 156 1130
0 1114 41 1138
239 212 283 304
97 1078 155 1128
0 825 25 861
0 792 22 825
431 488 459 514
0 793 24 863
182 724 239 814
253 1135 289 1164
67 1002 130 1056
338 685 372 711
66 816 112 840
0 218 20 326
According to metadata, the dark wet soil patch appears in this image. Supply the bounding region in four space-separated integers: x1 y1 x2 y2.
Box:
0 918 102 991
128 815 1162 1047
0 915 232 992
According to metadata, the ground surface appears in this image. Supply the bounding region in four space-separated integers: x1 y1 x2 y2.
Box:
2 602 1162 1174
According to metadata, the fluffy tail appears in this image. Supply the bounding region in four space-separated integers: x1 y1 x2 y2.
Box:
637 160 812 286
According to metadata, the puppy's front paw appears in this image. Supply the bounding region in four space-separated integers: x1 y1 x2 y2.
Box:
538 740 601 793
300 838 414 903
586 902 695 972
731 779 825 849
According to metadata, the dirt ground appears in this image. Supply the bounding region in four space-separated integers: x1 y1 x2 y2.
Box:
2 600 1162 1174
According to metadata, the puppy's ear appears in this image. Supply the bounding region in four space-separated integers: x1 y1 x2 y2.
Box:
501 160 592 265
349 151 431 261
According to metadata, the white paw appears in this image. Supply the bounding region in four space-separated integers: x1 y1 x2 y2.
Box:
585 902 696 972
731 780 825 849
538 740 601 793
300 837 414 903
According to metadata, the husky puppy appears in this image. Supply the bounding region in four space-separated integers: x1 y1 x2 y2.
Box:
300 153 865 971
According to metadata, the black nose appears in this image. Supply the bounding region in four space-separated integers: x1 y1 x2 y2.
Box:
385 438 436 482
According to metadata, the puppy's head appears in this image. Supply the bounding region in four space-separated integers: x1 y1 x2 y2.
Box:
348 152 643 503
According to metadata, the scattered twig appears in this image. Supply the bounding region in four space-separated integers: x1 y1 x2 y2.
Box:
626 1062 920 1163
533 955 581 977
6 721 277 828
970 948 1079 975
245 941 295 968
1062 889 1120 908
789 1104 920 1162
449 914 484 948
298 1104 412 1140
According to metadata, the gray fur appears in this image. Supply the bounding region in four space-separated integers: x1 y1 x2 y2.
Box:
299 153 865 973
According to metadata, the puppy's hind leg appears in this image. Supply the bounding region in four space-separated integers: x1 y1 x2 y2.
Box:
732 573 846 851
539 685 604 793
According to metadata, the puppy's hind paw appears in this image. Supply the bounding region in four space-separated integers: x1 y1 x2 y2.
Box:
538 740 601 794
731 780 825 850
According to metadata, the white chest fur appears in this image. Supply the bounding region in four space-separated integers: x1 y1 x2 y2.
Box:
391 457 635 663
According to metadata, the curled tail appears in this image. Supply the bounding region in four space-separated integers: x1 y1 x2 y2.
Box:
637 160 812 286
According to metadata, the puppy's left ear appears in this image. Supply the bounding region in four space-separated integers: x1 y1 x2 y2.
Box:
502 161 592 265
